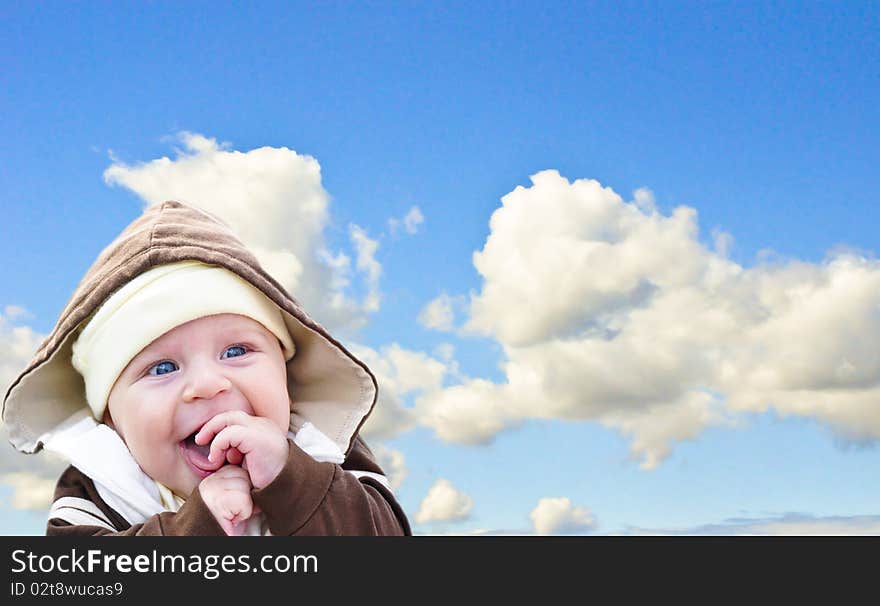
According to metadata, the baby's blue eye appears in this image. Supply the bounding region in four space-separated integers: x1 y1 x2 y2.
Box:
222 345 248 359
148 361 178 376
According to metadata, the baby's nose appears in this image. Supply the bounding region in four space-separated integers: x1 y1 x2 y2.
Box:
181 364 232 403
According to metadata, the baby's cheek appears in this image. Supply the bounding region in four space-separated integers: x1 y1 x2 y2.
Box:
130 418 180 467
256 390 291 434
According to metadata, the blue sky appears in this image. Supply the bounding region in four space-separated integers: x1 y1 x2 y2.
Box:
1 2 879 535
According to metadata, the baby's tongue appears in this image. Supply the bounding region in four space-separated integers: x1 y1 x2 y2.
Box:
182 434 212 467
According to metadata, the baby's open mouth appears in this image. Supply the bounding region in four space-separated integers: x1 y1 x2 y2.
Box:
180 431 221 477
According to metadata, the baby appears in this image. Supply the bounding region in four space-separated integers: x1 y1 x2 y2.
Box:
102 312 295 535
2 201 410 536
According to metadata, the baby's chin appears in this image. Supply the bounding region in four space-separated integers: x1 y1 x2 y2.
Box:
160 454 217 499
166 470 201 499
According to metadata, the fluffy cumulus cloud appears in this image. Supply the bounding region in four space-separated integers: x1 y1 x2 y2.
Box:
529 497 596 535
414 479 474 524
415 170 880 467
104 132 381 335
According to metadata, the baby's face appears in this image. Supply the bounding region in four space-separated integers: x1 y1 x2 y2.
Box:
105 313 291 497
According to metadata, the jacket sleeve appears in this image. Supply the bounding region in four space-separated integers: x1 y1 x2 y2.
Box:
252 435 412 536
46 465 226 536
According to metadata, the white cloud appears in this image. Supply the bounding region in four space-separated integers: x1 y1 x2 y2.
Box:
403 207 424 234
631 187 657 214
3 305 32 322
0 472 55 511
433 343 456 361
349 224 382 312
0 315 44 397
388 206 424 236
416 379 522 444
464 170 710 346
103 131 380 335
384 345 448 395
711 227 735 258
601 393 733 470
414 169 880 467
418 292 464 332
415 478 473 524
529 497 596 535
373 445 408 491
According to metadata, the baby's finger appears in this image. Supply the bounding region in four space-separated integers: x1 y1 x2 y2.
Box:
222 491 254 521
208 425 250 464
226 447 244 466
214 474 251 493
209 463 248 480
194 410 254 446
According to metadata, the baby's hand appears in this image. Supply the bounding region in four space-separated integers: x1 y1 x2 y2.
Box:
198 464 255 536
194 411 290 490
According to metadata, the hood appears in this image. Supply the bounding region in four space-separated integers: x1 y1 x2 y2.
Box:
3 200 377 456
